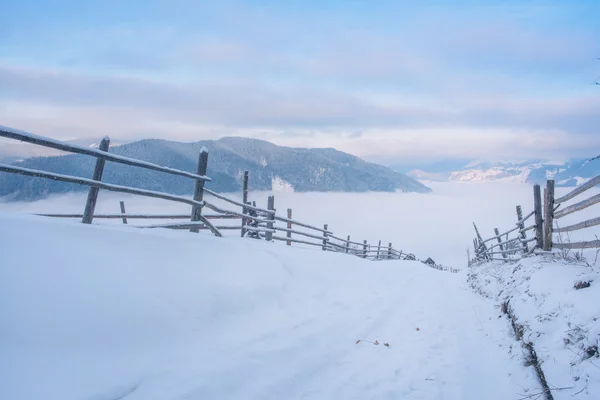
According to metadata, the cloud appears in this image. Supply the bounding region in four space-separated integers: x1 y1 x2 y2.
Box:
3 63 598 134
1 0 598 162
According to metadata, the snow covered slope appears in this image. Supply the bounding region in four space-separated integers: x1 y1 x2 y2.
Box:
469 256 600 399
1 212 538 399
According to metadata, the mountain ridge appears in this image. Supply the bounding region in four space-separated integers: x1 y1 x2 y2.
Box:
0 136 431 201
404 158 600 186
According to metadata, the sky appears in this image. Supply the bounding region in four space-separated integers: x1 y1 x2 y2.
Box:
1 0 599 164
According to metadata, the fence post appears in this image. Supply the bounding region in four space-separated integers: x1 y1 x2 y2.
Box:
322 224 329 251
494 228 507 261
472 222 489 260
119 200 127 224
363 240 368 259
388 242 392 259
286 208 292 245
265 195 275 241
533 184 544 250
190 149 208 233
516 205 528 253
346 235 350 253
543 180 555 251
241 171 249 237
376 240 382 259
82 137 110 224
467 248 471 266
243 170 249 203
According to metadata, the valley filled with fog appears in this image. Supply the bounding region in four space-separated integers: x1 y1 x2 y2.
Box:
3 181 599 268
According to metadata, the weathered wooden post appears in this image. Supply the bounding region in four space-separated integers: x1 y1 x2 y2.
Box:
242 170 249 203
494 228 507 261
363 240 368 259
265 195 275 241
286 208 292 245
543 180 555 251
516 205 528 253
119 200 127 224
533 184 544 250
82 137 110 224
376 240 382 259
322 224 329 251
190 149 208 233
241 170 249 237
472 222 489 260
346 235 350 254
467 248 471 266
387 242 392 259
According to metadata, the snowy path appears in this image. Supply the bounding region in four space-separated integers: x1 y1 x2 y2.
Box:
1 212 529 400
197 278 520 400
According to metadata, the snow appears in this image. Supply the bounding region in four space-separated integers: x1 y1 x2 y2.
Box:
2 181 600 398
545 167 564 180
271 176 294 192
1 211 533 400
314 167 327 183
469 255 600 398
449 165 535 184
558 176 592 187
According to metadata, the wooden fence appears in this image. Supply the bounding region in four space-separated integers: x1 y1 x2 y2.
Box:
0 126 418 263
550 176 600 250
470 175 600 264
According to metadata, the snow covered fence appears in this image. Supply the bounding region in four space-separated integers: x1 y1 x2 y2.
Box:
0 126 424 264
0 126 222 237
552 176 600 250
471 176 600 264
471 205 537 264
471 187 540 264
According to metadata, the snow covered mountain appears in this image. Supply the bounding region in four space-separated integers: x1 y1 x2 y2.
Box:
405 158 600 187
0 137 431 201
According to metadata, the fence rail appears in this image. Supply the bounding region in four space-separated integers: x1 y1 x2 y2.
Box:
0 126 440 267
35 213 240 219
470 188 540 264
470 172 600 265
0 126 210 182
548 175 600 250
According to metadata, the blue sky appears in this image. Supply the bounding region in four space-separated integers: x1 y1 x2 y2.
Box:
1 0 599 163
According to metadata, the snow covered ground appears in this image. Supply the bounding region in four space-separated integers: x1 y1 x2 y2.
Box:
2 182 600 399
469 254 600 399
2 211 536 400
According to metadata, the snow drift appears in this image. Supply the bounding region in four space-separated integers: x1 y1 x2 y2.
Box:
469 256 600 398
1 212 534 399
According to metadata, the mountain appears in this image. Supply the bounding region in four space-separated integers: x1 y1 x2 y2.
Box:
387 159 472 174
0 137 431 201
404 158 600 186
552 158 600 186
